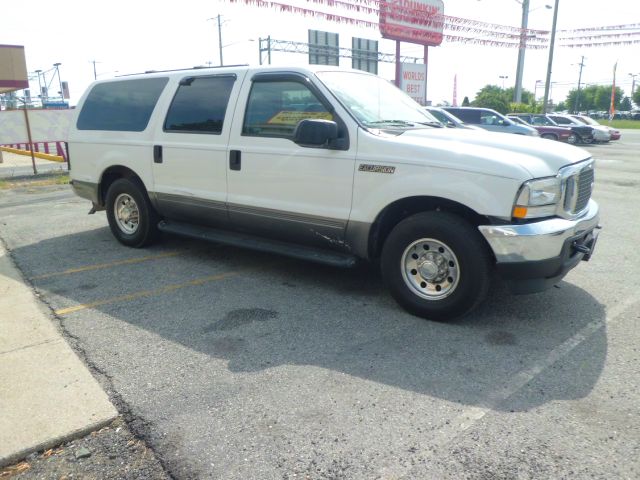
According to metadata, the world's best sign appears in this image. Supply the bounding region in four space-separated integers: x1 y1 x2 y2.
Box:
379 0 445 46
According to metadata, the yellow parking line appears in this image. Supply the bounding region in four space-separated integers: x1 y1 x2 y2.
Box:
54 271 238 316
32 251 184 280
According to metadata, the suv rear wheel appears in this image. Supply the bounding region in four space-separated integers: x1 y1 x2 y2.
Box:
106 178 159 247
380 212 492 321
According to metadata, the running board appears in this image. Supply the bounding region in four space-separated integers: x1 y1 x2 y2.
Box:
157 220 358 268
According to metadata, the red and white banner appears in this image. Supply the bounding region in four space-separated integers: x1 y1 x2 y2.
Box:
230 0 640 49
379 0 444 46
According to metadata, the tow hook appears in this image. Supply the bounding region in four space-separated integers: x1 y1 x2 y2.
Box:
573 242 591 255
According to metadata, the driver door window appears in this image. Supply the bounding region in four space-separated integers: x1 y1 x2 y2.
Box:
242 81 333 139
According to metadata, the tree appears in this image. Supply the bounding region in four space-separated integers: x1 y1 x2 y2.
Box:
566 85 624 113
470 85 532 114
619 96 632 111
555 101 566 112
462 96 470 107
633 88 640 107
503 87 534 106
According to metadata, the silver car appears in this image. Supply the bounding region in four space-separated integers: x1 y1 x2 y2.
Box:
548 114 611 143
443 107 539 136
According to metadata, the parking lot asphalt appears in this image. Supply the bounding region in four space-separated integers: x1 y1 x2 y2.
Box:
1 131 639 479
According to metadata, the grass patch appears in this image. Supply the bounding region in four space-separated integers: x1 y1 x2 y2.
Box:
604 119 640 129
0 173 69 189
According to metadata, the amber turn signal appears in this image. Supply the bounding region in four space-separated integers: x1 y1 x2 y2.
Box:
513 206 528 218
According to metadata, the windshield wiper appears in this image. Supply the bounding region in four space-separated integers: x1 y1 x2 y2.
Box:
415 121 444 128
365 120 416 127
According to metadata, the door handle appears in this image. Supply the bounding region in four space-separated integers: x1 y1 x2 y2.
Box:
153 145 163 164
230 150 241 171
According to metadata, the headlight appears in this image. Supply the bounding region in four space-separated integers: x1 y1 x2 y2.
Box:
513 177 561 219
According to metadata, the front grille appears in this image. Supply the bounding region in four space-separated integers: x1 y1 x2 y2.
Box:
575 167 594 212
563 163 594 214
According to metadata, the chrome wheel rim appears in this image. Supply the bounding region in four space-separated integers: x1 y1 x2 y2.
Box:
567 134 577 144
114 193 140 234
401 238 460 301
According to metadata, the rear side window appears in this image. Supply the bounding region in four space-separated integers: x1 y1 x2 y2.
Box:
77 78 168 131
164 76 235 134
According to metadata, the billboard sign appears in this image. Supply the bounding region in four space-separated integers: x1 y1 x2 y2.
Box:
308 30 339 66
0 44 29 94
379 0 445 46
400 63 427 105
352 37 378 74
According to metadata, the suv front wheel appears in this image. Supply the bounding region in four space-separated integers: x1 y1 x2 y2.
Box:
381 212 492 321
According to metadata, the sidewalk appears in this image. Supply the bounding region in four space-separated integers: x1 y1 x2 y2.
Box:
0 242 117 467
0 151 67 178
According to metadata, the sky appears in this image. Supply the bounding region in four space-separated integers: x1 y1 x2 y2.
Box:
1 0 639 107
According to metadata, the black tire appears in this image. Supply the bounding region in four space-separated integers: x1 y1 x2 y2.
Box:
541 133 557 141
380 212 492 321
582 136 594 144
105 178 159 248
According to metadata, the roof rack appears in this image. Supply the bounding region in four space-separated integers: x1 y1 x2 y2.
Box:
117 64 249 77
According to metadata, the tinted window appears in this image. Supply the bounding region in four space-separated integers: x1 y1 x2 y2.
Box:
550 116 571 125
242 81 332 138
164 76 235 134
446 108 480 124
77 78 168 131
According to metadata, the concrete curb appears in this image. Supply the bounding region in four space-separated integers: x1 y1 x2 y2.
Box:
0 243 118 467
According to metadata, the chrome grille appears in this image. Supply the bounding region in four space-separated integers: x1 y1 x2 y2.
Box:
563 162 594 215
575 167 594 212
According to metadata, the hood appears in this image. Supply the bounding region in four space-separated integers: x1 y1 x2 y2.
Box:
362 127 592 180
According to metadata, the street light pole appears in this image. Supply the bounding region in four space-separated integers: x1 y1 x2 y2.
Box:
499 75 509 89
514 0 529 103
542 0 559 114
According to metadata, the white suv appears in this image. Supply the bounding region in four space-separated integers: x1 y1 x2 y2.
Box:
68 66 600 320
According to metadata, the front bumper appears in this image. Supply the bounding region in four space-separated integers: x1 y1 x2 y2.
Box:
478 200 600 293
593 130 611 141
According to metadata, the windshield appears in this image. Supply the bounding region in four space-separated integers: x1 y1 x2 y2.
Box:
316 71 439 127
426 109 449 125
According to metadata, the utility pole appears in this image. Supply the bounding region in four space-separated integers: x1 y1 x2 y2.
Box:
34 69 43 102
514 0 529 103
217 14 224 67
53 63 63 101
630 73 638 96
574 56 586 113
92 60 99 80
542 0 559 113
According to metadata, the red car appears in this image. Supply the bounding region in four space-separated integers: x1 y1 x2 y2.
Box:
508 115 573 142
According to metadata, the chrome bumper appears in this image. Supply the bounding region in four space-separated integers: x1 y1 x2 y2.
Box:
478 199 600 263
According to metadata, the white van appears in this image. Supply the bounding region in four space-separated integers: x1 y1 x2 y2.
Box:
68 65 600 320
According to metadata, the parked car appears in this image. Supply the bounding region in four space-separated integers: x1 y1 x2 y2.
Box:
548 114 611 143
442 107 539 136
425 107 484 130
507 115 573 142
571 115 621 141
68 65 600 321
510 113 593 145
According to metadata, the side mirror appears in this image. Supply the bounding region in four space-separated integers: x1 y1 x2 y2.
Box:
293 119 338 148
